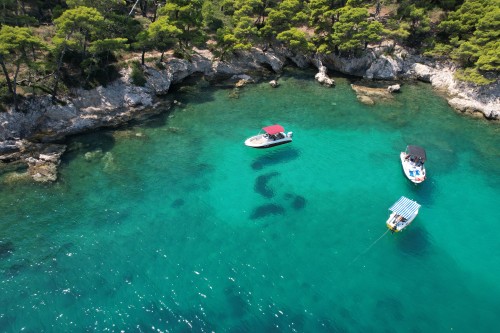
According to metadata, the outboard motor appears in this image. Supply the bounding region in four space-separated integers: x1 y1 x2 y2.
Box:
287 132 293 138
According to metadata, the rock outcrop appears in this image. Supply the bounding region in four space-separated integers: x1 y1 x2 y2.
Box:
1 43 498 182
0 140 66 182
388 84 401 93
319 43 499 119
351 84 394 105
314 61 335 87
411 63 499 119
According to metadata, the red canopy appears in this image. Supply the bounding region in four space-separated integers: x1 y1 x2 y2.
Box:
262 124 284 135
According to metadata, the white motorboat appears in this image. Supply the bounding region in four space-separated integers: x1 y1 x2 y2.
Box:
244 124 293 148
400 145 426 184
386 196 421 232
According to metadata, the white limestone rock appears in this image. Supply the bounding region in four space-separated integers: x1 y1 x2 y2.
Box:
388 84 401 93
315 65 335 87
269 80 279 88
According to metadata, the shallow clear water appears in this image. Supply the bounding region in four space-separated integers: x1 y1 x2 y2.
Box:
1 70 499 332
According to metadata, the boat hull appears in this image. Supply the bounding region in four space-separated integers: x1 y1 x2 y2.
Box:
386 211 419 232
400 152 426 184
244 134 292 148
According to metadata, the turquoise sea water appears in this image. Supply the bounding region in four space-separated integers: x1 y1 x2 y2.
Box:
1 70 499 332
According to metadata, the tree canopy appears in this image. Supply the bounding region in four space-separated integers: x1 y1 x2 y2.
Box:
1 0 499 108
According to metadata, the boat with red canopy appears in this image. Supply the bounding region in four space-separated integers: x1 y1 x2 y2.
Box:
244 124 293 148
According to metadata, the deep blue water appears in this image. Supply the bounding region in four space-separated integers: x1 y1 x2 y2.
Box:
1 71 499 332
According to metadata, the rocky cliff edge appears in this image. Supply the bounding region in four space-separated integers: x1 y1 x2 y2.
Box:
0 46 498 182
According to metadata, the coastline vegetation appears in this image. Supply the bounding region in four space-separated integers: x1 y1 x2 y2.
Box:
0 0 498 111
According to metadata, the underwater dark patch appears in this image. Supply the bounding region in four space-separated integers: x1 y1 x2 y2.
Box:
4 260 28 278
254 171 279 198
292 195 307 210
283 193 307 210
225 288 249 317
251 148 300 170
375 297 405 321
0 314 15 333
0 241 14 259
250 204 285 220
171 198 185 208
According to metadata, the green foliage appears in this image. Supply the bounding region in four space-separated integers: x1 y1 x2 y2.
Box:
103 14 143 43
331 6 383 54
130 61 146 86
261 0 308 38
476 41 500 71
384 19 411 47
0 25 46 109
454 67 496 85
308 0 339 35
158 0 204 48
433 0 499 79
407 5 431 41
0 0 498 103
53 6 106 52
423 42 453 58
277 28 314 53
66 0 126 15
202 0 228 30
438 0 490 39
148 16 182 55
89 38 127 55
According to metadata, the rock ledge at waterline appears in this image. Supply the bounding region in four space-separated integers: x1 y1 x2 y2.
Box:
0 45 498 182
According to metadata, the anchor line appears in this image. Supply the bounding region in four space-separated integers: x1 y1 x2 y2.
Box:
350 229 390 264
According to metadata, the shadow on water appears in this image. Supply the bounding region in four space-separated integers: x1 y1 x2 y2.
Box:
168 74 219 105
396 226 432 256
251 147 300 170
403 177 437 207
128 102 174 129
250 204 285 220
254 172 280 198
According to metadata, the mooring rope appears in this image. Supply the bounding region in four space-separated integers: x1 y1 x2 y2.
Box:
350 229 390 264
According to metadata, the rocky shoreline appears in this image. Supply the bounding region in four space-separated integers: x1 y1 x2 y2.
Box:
0 44 498 182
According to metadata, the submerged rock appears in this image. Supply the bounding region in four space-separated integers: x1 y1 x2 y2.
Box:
25 143 66 183
84 149 104 162
357 95 375 105
351 84 393 105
